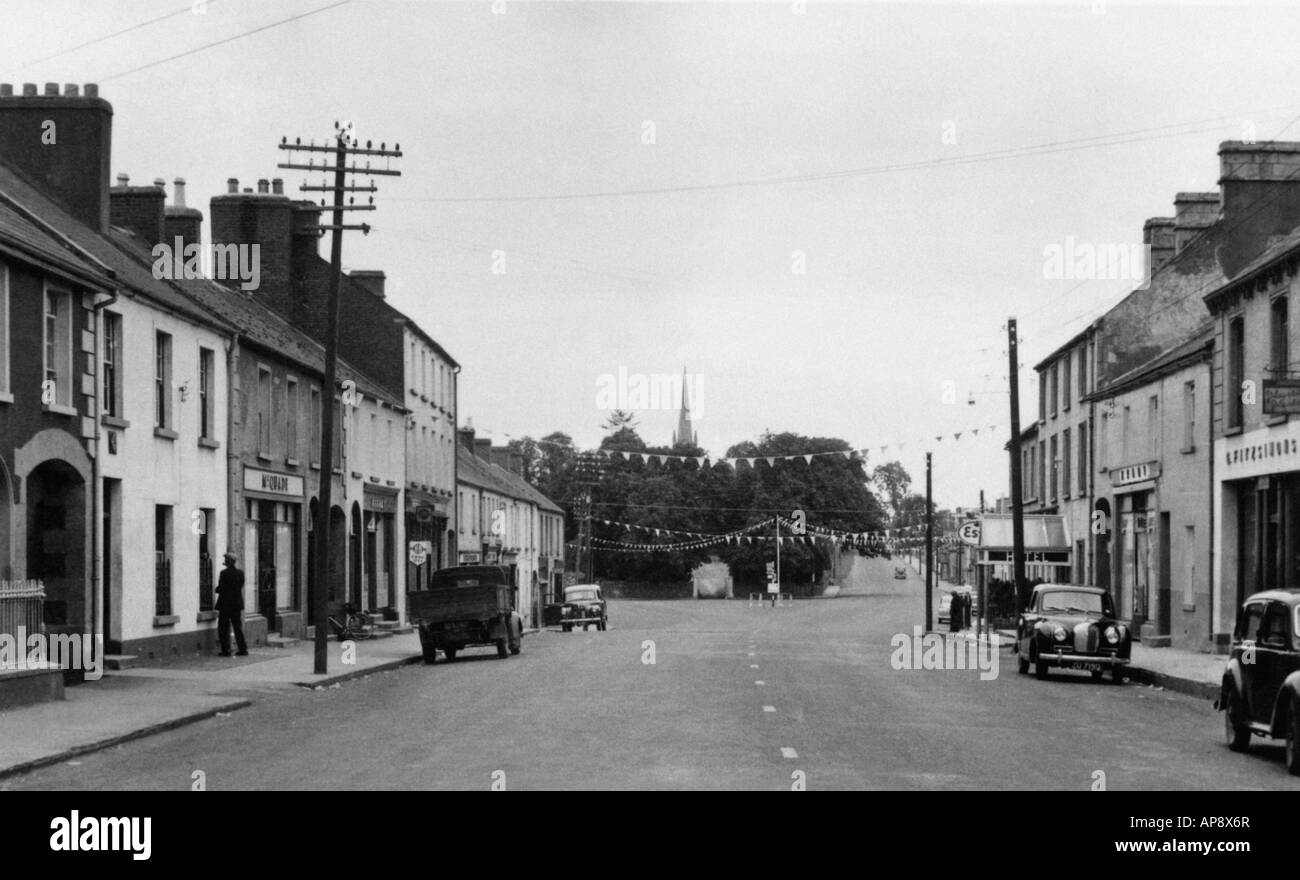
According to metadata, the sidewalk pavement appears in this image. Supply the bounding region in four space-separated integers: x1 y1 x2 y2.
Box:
0 632 426 780
911 565 1226 701
989 627 1224 701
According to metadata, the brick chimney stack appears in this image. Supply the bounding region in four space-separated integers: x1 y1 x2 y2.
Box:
1142 217 1176 273
164 177 203 251
109 174 166 248
0 82 113 231
348 269 386 299
1173 192 1219 254
1217 141 1300 276
210 175 293 298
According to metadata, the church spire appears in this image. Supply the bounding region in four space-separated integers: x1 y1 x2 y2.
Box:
672 365 696 447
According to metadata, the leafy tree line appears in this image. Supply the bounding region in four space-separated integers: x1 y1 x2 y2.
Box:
507 412 921 587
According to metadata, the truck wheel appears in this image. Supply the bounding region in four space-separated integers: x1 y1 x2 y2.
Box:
562 623 571 632
443 647 457 662
598 619 606 632
422 645 438 664
1033 646 1048 680
496 638 509 658
510 640 521 655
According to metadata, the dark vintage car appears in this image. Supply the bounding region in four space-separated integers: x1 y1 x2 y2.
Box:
1015 584 1131 682
561 584 607 632
1218 590 1300 775
893 567 907 580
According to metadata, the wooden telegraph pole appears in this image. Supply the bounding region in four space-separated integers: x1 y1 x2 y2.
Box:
278 123 402 676
1008 318 1027 616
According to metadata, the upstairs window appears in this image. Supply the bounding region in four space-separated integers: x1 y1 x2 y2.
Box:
0 262 9 396
154 331 172 429
1228 316 1245 428
45 287 73 407
199 347 214 440
103 311 122 418
1272 295 1289 376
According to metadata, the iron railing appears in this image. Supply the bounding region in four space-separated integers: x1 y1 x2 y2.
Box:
0 580 44 637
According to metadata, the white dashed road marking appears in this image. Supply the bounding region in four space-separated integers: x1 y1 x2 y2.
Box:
763 705 776 712
749 664 759 669
755 680 765 685
781 747 798 759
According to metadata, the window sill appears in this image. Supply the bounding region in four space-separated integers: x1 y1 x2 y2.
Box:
257 453 272 463
1180 445 1195 455
0 391 12 405
44 403 77 417
1223 424 1243 436
102 414 130 429
286 457 299 467
332 468 343 476
368 475 380 483
153 426 179 441
199 437 221 450
1265 414 1289 426
1182 603 1196 613
310 462 320 471
196 610 218 622
153 614 180 627
353 471 364 480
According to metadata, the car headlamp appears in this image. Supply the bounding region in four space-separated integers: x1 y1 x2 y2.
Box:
1104 625 1119 644
1053 624 1068 642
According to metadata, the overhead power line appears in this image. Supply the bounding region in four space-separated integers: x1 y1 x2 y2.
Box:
101 0 351 83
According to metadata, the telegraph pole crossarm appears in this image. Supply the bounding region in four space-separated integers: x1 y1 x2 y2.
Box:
278 122 402 676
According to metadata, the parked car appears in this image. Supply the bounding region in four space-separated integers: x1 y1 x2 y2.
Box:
1218 590 1300 775
561 584 607 631
1015 584 1131 682
893 567 907 580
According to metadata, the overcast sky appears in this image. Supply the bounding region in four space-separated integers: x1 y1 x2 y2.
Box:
5 0 1300 509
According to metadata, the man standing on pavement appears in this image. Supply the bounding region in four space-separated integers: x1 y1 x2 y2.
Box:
216 552 248 657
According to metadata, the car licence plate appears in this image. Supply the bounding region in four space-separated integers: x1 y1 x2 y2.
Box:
1074 661 1102 672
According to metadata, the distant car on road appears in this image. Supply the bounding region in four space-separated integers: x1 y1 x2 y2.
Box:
1015 584 1130 682
1219 589 1300 775
893 567 907 580
561 584 607 632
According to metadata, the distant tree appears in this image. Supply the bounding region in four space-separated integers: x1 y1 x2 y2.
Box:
601 410 639 432
872 461 911 521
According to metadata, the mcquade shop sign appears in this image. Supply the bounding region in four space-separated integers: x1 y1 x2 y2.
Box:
1225 437 1300 466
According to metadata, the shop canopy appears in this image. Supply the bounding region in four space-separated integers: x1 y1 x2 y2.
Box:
976 513 1072 566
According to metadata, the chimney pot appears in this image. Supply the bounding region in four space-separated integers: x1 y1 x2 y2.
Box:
84 84 98 98
227 177 238 194
272 178 284 195
43 82 57 96
0 84 11 97
63 83 79 97
152 177 166 191
21 83 36 96
173 177 187 207
116 173 129 187
257 178 269 194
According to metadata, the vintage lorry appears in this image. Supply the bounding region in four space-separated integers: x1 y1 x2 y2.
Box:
407 565 523 663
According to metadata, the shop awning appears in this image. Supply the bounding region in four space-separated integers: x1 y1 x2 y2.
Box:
976 513 1072 566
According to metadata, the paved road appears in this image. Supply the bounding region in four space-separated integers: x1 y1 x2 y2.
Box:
6 557 1298 791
